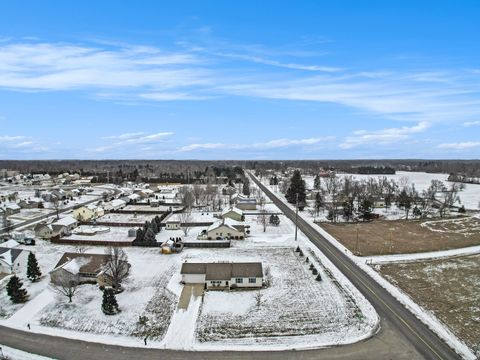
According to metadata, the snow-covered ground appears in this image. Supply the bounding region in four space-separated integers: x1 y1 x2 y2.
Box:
63 226 134 243
0 188 379 352
258 174 476 359
0 344 52 360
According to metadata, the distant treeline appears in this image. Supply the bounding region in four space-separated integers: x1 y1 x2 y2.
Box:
1 159 480 178
354 166 396 175
448 173 480 184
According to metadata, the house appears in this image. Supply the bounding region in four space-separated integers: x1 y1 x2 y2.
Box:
180 262 263 290
51 189 67 200
160 238 184 254
128 193 141 203
34 222 61 239
49 252 129 286
235 195 257 211
0 247 30 274
52 216 78 236
73 204 104 221
1 239 20 249
199 219 245 240
139 189 155 198
0 203 21 216
165 214 181 230
221 206 244 222
109 199 127 211
18 199 42 209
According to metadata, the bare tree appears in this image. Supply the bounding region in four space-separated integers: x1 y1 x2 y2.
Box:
257 197 268 232
52 197 61 220
52 273 80 303
324 175 342 223
104 247 130 292
192 185 205 206
178 187 195 209
255 291 264 309
178 208 193 236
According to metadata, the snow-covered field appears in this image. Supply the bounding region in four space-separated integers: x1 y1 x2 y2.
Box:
63 226 134 243
305 171 480 210
99 212 158 223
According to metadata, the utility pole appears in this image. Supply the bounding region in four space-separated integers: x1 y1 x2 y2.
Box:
355 224 359 255
295 193 299 241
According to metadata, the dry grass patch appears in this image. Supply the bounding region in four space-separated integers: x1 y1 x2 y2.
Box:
320 217 480 256
375 255 480 354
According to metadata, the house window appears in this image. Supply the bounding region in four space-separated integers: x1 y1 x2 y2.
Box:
235 278 243 284
248 278 256 284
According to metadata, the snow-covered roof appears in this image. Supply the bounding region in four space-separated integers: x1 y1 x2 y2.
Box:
221 206 243 216
207 220 239 233
61 257 91 275
110 199 126 208
1 239 20 248
53 215 77 227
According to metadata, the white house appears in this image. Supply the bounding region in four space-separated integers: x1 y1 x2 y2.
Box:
199 219 245 240
0 247 30 274
165 214 181 230
234 194 257 210
221 206 244 222
52 215 78 236
180 262 263 290
109 199 127 211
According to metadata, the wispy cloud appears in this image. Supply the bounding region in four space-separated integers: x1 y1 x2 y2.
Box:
437 141 480 150
90 131 174 153
0 41 210 100
178 136 334 152
463 120 480 127
340 122 429 149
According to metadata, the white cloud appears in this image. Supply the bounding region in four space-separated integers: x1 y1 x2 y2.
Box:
340 122 429 149
0 135 29 142
0 41 210 97
463 120 480 127
178 136 334 152
437 142 480 150
89 132 174 153
103 132 145 140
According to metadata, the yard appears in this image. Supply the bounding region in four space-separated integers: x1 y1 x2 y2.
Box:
375 255 480 354
320 216 480 256
195 247 376 348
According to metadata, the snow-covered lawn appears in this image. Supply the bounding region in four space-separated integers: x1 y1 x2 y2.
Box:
99 212 158 223
63 226 134 243
0 344 51 360
195 247 376 349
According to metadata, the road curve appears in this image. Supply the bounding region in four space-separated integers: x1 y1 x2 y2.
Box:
249 172 462 360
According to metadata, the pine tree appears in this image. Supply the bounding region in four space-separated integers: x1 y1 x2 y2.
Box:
242 178 251 196
27 252 42 282
102 288 120 315
285 170 306 206
6 275 28 303
313 175 321 190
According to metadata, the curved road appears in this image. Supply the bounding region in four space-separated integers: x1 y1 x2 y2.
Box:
0 179 463 359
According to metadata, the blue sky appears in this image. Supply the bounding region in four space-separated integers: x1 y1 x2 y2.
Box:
0 0 479 159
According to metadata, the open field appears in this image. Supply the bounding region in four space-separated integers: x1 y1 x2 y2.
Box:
375 254 480 353
320 216 480 256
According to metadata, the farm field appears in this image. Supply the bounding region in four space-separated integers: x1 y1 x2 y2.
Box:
375 254 480 353
320 216 480 256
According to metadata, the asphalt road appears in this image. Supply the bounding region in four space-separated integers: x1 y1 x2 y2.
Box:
249 173 462 360
0 179 464 359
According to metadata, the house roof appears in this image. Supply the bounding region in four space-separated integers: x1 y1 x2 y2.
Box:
207 220 239 233
52 252 110 275
0 247 26 266
53 215 77 227
221 206 243 217
181 262 263 281
1 239 20 248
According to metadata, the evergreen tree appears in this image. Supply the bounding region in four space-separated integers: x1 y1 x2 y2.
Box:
102 288 120 315
27 252 42 282
133 228 144 245
315 192 324 215
144 226 156 244
242 178 251 196
285 170 306 206
6 275 28 303
313 175 321 190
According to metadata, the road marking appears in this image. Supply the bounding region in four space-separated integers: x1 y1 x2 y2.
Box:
252 175 453 360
